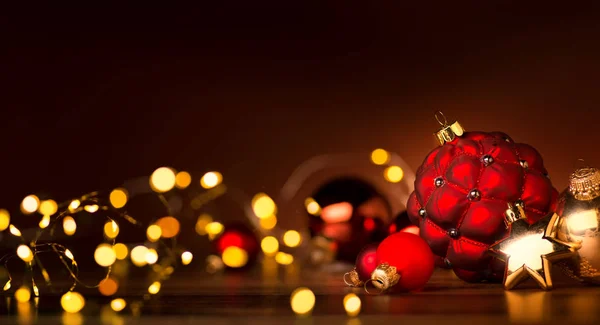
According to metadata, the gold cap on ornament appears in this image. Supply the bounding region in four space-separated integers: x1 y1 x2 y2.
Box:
434 111 465 146
364 263 400 293
504 202 527 228
569 166 600 201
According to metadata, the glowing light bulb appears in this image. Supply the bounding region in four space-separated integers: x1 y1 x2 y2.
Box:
181 251 193 265
259 215 278 230
304 198 321 216
65 249 74 260
0 209 9 231
252 193 277 219
98 278 119 296
205 222 224 239
283 230 302 248
84 204 99 213
110 298 126 312
9 224 22 237
290 287 315 315
150 167 177 193
38 214 51 229
130 246 149 267
63 217 77 236
104 221 120 239
370 148 390 165
146 225 162 242
61 292 85 313
109 188 128 209
148 282 161 294
145 249 158 265
261 236 279 256
94 244 117 267
222 246 248 268
155 216 180 238
275 252 294 265
21 195 39 214
68 200 80 212
384 165 404 183
343 293 361 316
38 199 58 216
17 245 33 263
15 287 31 302
175 171 192 189
3 281 11 291
113 243 128 260
195 214 213 235
200 171 223 189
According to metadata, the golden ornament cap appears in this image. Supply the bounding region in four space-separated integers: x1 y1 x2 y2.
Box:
343 268 363 287
365 263 400 293
504 202 527 228
569 166 600 201
434 111 465 146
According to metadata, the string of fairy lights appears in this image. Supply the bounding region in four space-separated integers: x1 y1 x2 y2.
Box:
0 148 408 319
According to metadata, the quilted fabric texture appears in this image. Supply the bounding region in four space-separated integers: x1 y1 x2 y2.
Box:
407 131 558 282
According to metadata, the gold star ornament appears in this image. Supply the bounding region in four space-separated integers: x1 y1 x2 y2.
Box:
489 203 579 290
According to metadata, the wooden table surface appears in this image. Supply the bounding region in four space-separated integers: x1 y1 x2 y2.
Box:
1 262 600 325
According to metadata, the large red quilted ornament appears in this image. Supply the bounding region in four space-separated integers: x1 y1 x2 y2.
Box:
406 114 558 282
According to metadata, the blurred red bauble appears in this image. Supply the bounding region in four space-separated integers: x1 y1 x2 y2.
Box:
355 243 379 280
407 116 558 282
213 223 259 268
375 232 435 292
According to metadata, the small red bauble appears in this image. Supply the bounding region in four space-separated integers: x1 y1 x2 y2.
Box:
375 232 435 292
407 117 558 282
355 243 379 280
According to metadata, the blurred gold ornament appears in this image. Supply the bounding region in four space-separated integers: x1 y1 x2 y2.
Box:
554 166 600 284
343 268 363 287
489 203 577 290
364 263 400 293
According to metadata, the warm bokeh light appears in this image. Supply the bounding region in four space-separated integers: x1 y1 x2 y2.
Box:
146 225 162 242
206 221 224 239
259 215 278 230
63 217 77 236
304 198 321 216
10 224 22 237
109 188 128 209
130 246 149 267
195 214 213 235
206 255 225 274
38 214 50 229
65 249 74 260
113 243 128 260
21 195 40 214
200 171 223 189
39 199 58 216
68 200 80 212
283 230 302 248
181 251 193 265
0 209 9 231
104 221 120 239
401 225 420 235
145 248 159 265
384 165 404 183
222 246 248 268
15 287 31 302
290 287 315 315
94 244 117 267
98 278 119 296
17 245 33 263
252 193 277 219
175 171 192 189
371 148 390 165
343 293 361 317
110 298 126 312
84 204 99 213
3 281 11 291
321 202 353 223
261 236 279 256
148 282 161 295
61 292 85 313
275 252 294 265
150 167 177 193
155 216 180 238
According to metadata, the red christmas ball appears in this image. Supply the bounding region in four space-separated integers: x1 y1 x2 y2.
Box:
407 130 558 282
376 232 435 292
355 243 379 280
213 223 259 268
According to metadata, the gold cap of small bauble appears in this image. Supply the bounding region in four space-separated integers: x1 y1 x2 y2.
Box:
368 263 400 292
434 111 465 146
569 167 600 201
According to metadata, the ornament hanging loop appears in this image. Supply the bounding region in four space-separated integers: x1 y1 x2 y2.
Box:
575 158 590 170
363 279 385 295
343 269 363 287
433 112 465 146
435 111 448 127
